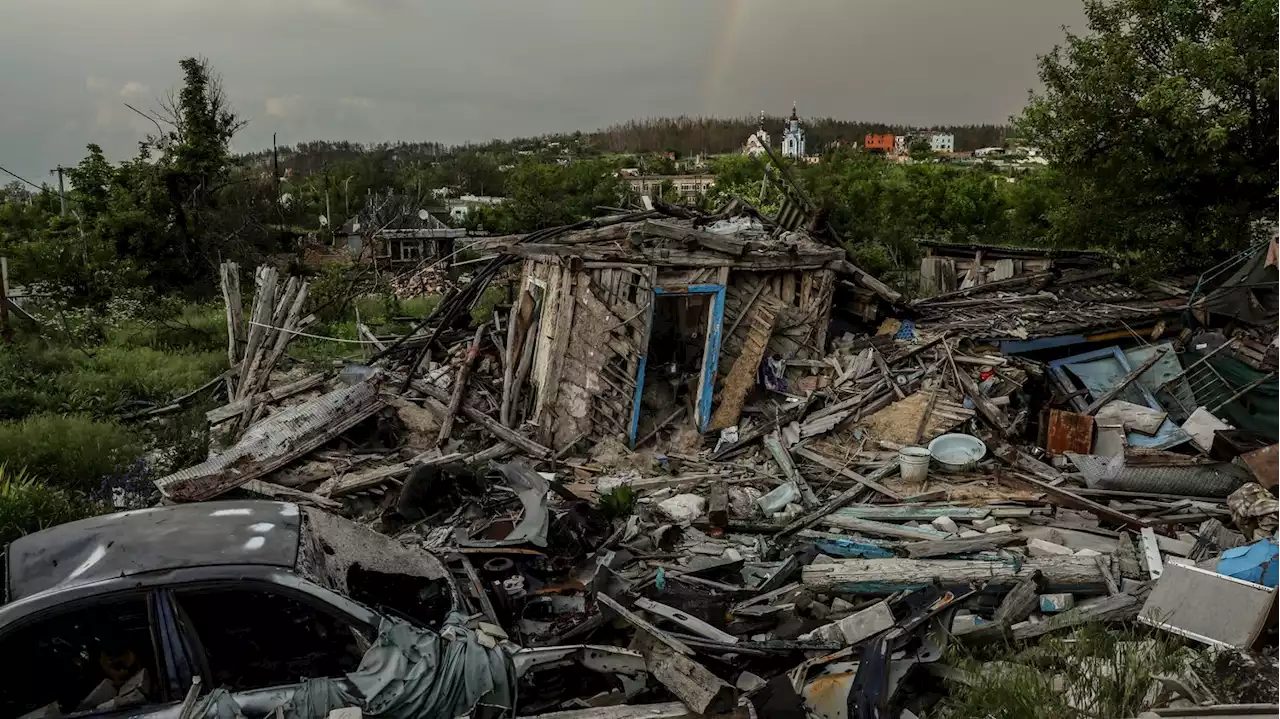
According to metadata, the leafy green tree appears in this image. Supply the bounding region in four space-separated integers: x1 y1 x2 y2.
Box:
1019 0 1277 267
907 139 935 162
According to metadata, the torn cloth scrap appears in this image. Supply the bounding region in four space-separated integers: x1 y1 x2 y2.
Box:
348 613 517 719
1228 482 1279 541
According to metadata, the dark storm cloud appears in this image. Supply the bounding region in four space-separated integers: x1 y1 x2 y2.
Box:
0 0 1085 180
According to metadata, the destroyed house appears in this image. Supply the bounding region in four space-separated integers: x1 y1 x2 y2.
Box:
917 239 1109 296
911 243 1187 353
501 214 847 449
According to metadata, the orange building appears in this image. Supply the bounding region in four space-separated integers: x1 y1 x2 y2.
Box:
863 134 895 153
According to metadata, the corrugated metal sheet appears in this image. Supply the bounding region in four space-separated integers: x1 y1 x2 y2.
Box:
155 380 384 502
1067 452 1253 497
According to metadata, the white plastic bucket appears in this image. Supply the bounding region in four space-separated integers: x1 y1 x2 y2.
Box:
899 446 932 482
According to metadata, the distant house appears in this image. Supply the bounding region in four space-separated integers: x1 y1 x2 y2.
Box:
973 147 1004 157
336 196 465 265
864 134 895 153
625 175 715 203
929 133 955 153
448 194 506 223
743 111 770 157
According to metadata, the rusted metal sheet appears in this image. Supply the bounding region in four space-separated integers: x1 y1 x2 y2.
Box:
1047 409 1094 454
155 379 384 502
1241 444 1279 488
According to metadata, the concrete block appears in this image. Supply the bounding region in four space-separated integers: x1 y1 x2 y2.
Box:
327 709 362 719
811 554 838 565
1120 578 1148 594
932 516 960 534
985 523 1015 534
736 671 767 693
972 517 998 531
1027 538 1074 557
802 599 894 644
951 614 988 632
1039 593 1076 613
830 597 856 613
959 530 983 538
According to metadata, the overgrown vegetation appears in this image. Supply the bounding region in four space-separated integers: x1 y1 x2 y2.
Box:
0 464 99 547
942 624 1194 719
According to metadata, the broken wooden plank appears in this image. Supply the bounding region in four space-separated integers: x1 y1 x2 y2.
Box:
633 632 738 715
833 506 990 522
708 299 778 431
763 431 818 507
872 348 906 400
791 447 902 501
405 377 553 459
220 261 245 393
241 479 341 510
595 593 694 657
437 325 486 446
802 556 1108 595
1082 346 1168 415
1007 471 1148 530
458 554 502 628
707 482 729 532
1140 527 1164 579
944 339 1009 436
513 703 701 719
321 463 412 498
206 373 327 425
1011 593 1141 640
903 534 1022 559
957 571 1045 642
156 379 384 502
634 597 738 644
820 516 949 542
357 323 387 352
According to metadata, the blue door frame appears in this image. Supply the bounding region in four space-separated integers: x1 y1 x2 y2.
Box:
628 285 726 447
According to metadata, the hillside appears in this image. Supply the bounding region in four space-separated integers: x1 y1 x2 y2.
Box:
242 115 1009 172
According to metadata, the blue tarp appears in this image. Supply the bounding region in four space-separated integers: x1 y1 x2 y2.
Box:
1217 537 1279 588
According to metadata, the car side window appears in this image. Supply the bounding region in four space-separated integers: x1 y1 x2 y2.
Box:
0 596 160 718
173 587 364 692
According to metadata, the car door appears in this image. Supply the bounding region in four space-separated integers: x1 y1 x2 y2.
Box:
166 582 374 711
0 592 173 718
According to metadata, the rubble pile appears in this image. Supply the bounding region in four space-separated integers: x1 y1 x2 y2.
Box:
139 207 1276 718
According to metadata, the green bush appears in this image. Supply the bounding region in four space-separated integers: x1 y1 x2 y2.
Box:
0 341 223 418
0 464 100 547
107 300 227 352
0 414 144 493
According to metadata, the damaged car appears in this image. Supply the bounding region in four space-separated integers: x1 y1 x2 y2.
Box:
0 500 457 718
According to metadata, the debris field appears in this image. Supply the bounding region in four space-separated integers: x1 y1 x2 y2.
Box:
136 204 1278 719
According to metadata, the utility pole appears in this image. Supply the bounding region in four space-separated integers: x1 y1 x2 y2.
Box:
52 166 67 216
272 133 280 201
0 257 12 344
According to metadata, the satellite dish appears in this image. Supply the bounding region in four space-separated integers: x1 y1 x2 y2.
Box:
418 209 429 220
319 215 329 227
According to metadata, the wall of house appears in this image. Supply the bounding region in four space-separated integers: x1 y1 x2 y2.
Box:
524 261 836 446
720 269 835 372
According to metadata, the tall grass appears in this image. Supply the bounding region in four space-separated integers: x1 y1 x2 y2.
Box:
0 464 100 546
942 623 1192 719
0 414 144 494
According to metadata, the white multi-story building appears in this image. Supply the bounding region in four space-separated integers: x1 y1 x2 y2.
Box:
929 133 955 153
781 104 806 158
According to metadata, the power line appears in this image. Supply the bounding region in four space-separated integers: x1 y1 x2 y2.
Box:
0 163 43 191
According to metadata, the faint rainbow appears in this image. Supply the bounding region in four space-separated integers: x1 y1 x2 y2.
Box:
702 0 751 115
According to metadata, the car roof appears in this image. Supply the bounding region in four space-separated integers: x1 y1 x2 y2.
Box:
5 500 301 602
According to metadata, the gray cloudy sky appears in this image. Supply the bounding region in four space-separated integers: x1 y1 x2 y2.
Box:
0 0 1085 181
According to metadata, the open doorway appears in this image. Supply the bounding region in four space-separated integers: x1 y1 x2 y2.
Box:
629 285 725 446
